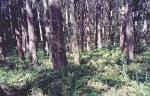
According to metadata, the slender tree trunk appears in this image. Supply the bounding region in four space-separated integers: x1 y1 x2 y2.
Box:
86 25 91 51
21 4 29 56
95 2 102 49
21 8 28 57
26 0 37 64
9 0 16 48
120 1 126 51
97 21 102 48
104 0 110 47
0 3 5 60
42 0 50 55
85 0 91 51
49 0 68 69
108 0 113 46
65 0 70 51
37 9 43 42
120 26 126 51
70 0 80 65
0 31 5 60
81 0 85 52
32 9 40 47
142 19 150 47
124 0 134 62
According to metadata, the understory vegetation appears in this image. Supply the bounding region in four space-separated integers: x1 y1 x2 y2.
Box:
0 48 149 96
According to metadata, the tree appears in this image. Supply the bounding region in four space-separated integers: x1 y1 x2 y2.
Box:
11 1 25 60
26 0 37 64
42 0 51 55
69 0 80 65
0 3 5 60
21 6 28 59
0 31 4 60
49 0 68 69
95 1 102 49
80 0 85 52
85 0 91 51
124 0 134 62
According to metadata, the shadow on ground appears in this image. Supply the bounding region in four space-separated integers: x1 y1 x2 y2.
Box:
0 62 97 96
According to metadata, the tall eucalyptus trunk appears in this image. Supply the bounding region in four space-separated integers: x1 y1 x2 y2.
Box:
26 0 37 64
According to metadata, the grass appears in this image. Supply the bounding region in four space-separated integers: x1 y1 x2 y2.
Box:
0 48 150 96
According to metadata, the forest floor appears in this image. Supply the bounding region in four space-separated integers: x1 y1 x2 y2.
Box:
0 48 150 96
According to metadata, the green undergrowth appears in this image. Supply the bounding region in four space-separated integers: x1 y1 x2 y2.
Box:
0 49 52 87
0 48 150 96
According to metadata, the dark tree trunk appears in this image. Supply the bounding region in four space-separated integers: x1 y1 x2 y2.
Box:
11 3 25 60
95 1 102 49
32 9 41 47
0 7 5 60
124 0 134 62
120 22 126 52
21 8 28 57
120 2 126 52
15 22 25 60
0 31 5 60
9 0 16 49
50 0 68 69
81 0 85 52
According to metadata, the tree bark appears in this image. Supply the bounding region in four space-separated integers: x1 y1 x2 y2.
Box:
0 5 5 60
42 0 51 55
124 0 134 62
85 0 91 51
21 8 28 57
81 0 85 52
49 0 68 69
70 0 80 65
95 1 102 49
0 32 5 61
143 19 150 47
11 2 25 60
108 0 113 46
26 0 37 64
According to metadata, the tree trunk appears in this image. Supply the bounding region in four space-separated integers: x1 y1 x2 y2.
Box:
37 9 43 42
95 2 102 49
21 8 28 57
42 0 51 55
70 0 80 65
124 0 134 62
0 6 5 60
108 0 113 46
120 22 126 51
49 0 68 69
120 1 126 51
85 0 91 51
0 32 5 61
11 3 25 60
15 22 25 60
81 0 85 52
26 0 37 64
142 19 150 47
